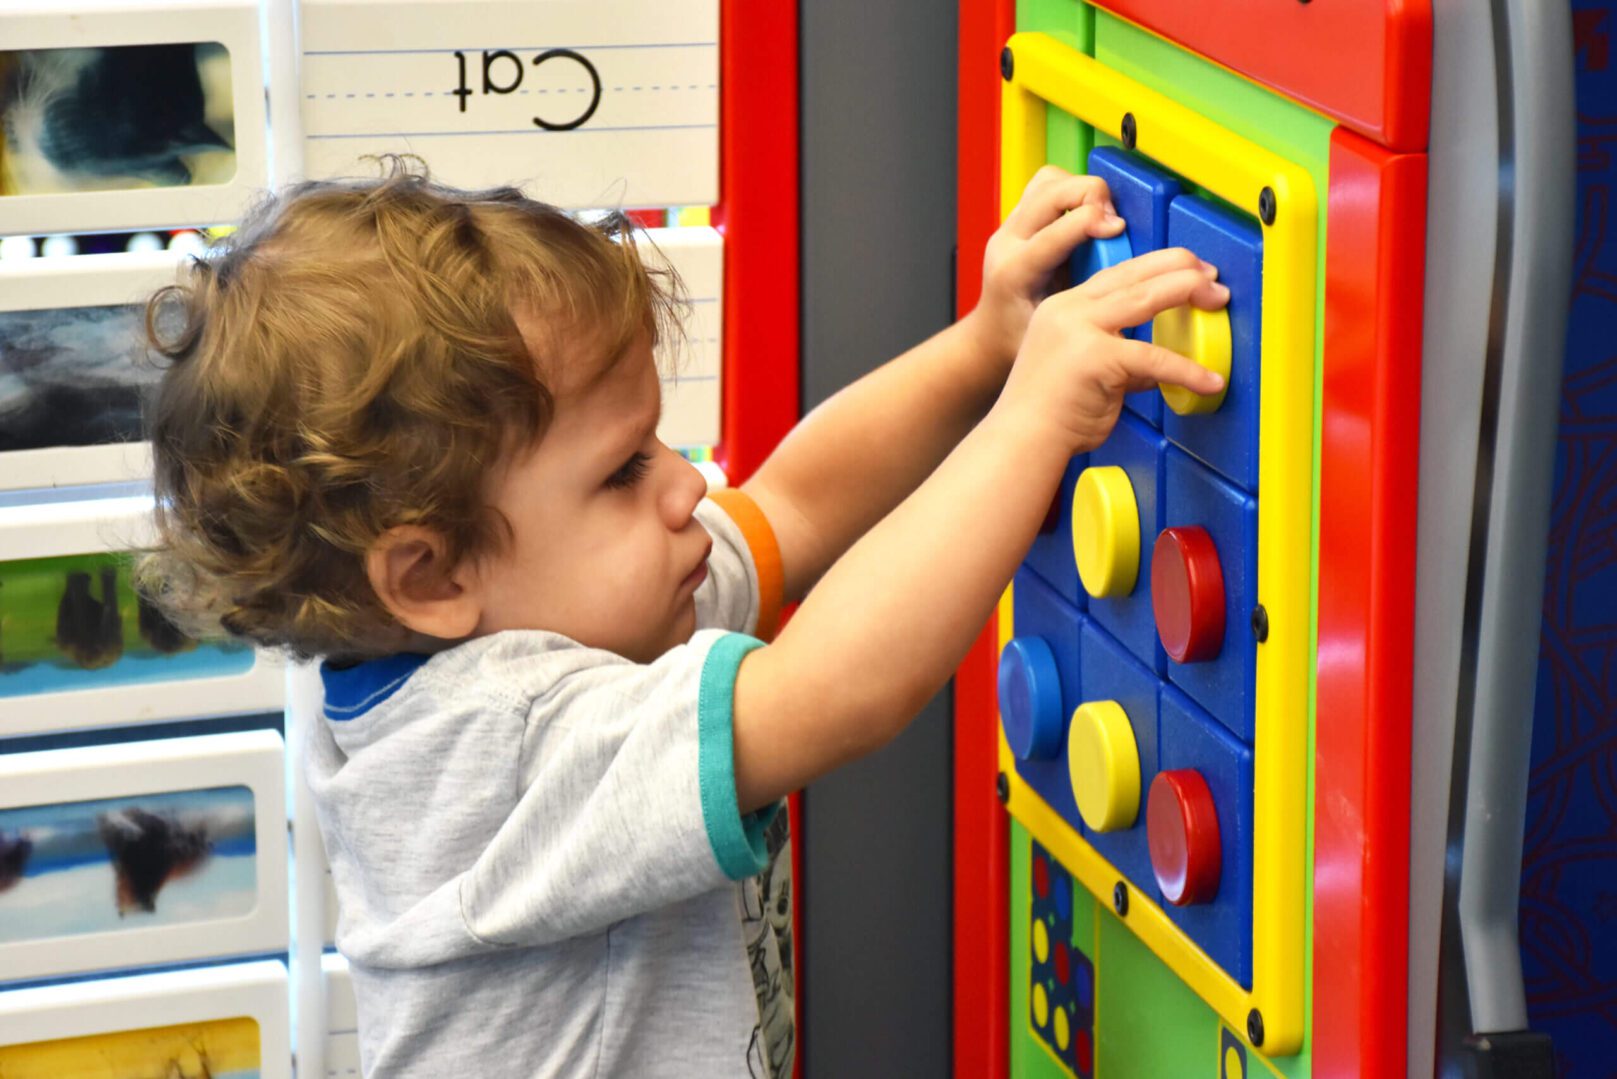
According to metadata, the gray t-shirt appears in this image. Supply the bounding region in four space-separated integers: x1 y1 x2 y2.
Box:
306 497 794 1078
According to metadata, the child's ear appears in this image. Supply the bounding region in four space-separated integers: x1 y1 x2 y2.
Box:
365 526 482 642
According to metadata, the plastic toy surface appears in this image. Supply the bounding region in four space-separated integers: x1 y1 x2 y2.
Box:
996 23 1316 1058
968 4 1432 1076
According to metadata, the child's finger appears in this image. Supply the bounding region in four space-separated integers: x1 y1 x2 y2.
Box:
1116 339 1228 397
1013 203 1124 283
1079 246 1214 300
1003 170 1115 239
1089 267 1230 334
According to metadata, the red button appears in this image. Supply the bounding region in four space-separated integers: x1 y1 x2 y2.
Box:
1151 526 1226 664
1147 769 1222 906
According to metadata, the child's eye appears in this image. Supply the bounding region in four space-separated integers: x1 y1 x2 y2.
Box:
604 452 651 490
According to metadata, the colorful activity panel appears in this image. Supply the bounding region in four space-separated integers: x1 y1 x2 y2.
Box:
996 8 1323 1062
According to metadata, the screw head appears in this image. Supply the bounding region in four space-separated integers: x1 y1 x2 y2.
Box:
996 770 1011 803
1000 46 1015 81
1112 881 1129 916
1258 186 1277 225
1247 1007 1266 1047
1251 604 1269 643
1121 112 1137 150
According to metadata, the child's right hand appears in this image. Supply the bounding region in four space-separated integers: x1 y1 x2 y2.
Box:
996 246 1230 455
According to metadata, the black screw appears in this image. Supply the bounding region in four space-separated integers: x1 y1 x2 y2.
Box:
996 771 1010 804
1121 112 1137 150
1112 881 1129 916
1258 186 1277 226
1251 604 1269 643
1000 46 1014 81
1247 1008 1266 1047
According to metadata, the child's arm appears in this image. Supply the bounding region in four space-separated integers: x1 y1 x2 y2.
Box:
730 247 1228 814
741 166 1128 603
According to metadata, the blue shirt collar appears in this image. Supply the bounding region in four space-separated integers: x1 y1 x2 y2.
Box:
320 653 432 721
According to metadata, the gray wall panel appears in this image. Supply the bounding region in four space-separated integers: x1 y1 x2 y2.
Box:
799 3 957 1075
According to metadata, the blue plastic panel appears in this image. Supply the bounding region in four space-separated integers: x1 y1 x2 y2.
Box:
1077 618 1160 889
1024 452 1089 609
1161 446 1259 742
1087 146 1184 427
1162 194 1264 492
1009 568 1085 828
1157 684 1255 988
1086 412 1167 676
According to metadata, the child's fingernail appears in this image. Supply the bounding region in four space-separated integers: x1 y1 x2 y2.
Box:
1213 282 1231 299
1200 259 1218 276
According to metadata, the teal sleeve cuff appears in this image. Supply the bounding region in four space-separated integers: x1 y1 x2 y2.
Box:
697 632 778 880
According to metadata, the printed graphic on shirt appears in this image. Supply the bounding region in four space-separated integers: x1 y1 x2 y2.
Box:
743 810 794 1078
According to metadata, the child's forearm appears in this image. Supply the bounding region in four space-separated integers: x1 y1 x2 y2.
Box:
731 406 1066 813
742 312 1008 602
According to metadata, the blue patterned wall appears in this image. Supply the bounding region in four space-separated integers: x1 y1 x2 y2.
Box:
1522 4 1617 1073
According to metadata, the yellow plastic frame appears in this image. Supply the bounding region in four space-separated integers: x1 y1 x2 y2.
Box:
997 32 1316 1057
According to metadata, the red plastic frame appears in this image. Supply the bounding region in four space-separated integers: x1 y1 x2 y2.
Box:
1094 0 1433 153
1312 127 1425 1079
954 1 1016 1077
713 3 801 1069
714 0 799 484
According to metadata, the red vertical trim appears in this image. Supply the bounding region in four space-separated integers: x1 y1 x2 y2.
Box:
1314 127 1426 1079
713 0 799 486
713 4 799 1071
955 2 1015 1077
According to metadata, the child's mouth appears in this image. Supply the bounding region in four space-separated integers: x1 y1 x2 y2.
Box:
682 562 709 590
682 542 713 590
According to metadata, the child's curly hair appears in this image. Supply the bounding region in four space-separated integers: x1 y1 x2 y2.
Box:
139 159 683 660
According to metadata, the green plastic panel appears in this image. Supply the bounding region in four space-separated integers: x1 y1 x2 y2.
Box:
1017 0 1096 173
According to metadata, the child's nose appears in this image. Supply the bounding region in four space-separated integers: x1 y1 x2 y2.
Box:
659 446 707 529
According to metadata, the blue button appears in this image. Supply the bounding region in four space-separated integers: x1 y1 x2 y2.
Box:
1054 870 1073 920
1000 636 1065 760
1074 958 1094 1009
1070 230 1133 290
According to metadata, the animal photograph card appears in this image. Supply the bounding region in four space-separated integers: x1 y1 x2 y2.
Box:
0 730 287 984
0 1014 265 1079
0 44 237 196
0 785 258 942
0 495 284 738
0 250 180 492
298 0 717 208
0 549 256 695
0 0 267 236
0 959 291 1079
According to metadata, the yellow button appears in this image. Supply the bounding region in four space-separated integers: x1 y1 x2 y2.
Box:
1153 303 1231 415
1072 466 1140 599
1068 700 1142 832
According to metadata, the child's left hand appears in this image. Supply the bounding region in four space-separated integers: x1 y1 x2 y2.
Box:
965 165 1124 377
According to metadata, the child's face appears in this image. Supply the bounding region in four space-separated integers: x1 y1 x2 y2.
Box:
471 326 711 663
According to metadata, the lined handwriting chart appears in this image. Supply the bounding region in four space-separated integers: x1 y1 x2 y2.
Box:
298 1 720 209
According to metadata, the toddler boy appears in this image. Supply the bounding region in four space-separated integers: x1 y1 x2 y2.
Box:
141 162 1226 1078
